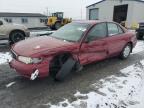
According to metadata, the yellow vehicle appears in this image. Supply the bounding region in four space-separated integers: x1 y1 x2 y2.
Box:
47 12 72 30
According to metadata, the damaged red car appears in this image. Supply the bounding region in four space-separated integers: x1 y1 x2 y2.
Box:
9 21 137 81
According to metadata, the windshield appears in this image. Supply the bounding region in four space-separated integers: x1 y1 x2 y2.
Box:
51 23 90 42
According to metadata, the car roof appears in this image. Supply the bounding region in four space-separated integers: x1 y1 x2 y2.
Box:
72 20 123 26
72 20 106 25
72 20 127 32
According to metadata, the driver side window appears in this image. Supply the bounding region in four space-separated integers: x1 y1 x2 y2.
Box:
87 23 107 41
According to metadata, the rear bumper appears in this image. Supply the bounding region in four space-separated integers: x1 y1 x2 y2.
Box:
9 58 51 79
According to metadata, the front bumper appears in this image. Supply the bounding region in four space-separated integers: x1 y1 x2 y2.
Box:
9 58 51 79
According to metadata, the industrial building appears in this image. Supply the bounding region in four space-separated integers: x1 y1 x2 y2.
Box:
86 0 144 28
0 12 47 28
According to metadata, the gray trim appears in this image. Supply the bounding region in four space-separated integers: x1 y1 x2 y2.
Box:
135 0 144 3
86 0 106 8
0 12 47 17
86 0 144 8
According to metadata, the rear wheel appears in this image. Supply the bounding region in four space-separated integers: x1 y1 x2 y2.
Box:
120 43 132 59
10 31 25 44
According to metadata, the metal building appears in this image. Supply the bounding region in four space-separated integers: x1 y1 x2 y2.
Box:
86 0 144 28
0 12 47 28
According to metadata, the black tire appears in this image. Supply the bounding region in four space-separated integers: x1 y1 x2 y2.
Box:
50 55 76 81
50 26 55 30
137 32 144 40
54 22 62 30
119 43 132 59
10 31 25 44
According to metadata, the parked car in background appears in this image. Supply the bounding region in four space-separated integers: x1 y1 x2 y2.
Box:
136 22 144 40
0 19 30 44
9 21 137 81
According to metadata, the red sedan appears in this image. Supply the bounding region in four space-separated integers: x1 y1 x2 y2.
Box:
9 21 137 81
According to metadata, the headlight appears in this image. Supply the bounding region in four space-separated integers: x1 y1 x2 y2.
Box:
18 56 42 64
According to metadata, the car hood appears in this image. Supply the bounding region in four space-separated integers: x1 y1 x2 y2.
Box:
12 36 73 57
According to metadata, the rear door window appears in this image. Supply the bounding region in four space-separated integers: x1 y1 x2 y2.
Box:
108 23 119 36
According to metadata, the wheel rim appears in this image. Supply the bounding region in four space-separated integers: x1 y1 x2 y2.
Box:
12 33 24 43
123 45 131 58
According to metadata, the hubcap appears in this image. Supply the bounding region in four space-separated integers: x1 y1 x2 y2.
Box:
13 33 24 43
123 45 131 58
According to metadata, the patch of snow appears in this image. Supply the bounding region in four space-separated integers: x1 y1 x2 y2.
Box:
128 60 144 108
0 52 12 65
130 83 144 108
45 60 144 108
132 41 144 54
74 91 87 97
6 82 16 88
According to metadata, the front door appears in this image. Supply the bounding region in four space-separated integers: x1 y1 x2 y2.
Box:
79 23 108 65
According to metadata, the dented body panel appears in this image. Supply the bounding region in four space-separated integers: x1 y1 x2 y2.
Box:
9 21 137 79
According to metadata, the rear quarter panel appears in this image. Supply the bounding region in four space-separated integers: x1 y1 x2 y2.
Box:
127 30 137 48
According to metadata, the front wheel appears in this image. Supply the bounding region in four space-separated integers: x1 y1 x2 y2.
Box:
120 43 132 59
54 22 62 30
50 55 76 81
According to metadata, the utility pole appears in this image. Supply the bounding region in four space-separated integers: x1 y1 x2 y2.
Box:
81 0 83 20
81 6 82 20
46 7 48 17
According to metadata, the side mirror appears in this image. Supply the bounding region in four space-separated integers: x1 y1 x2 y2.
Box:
84 36 91 43
0 21 3 25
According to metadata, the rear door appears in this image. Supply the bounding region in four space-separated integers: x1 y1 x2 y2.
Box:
79 22 108 64
106 22 127 57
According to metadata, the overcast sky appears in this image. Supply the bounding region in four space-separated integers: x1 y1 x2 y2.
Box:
0 0 101 19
